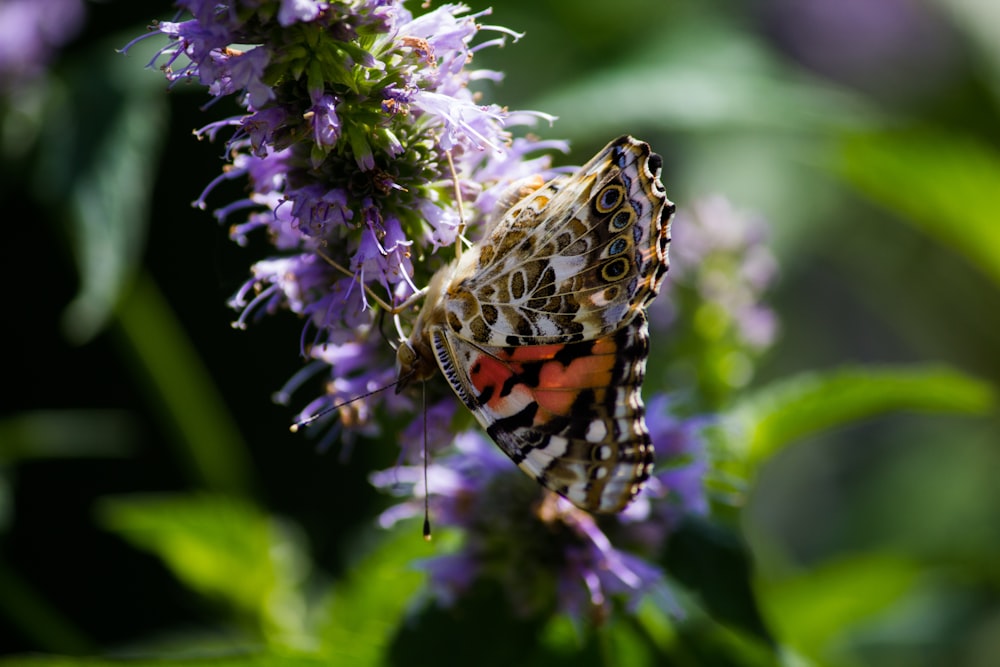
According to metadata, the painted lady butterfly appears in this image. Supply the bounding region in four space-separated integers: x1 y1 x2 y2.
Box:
397 136 674 513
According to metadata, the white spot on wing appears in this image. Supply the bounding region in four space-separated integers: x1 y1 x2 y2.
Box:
535 435 569 461
521 436 569 475
548 254 585 282
536 317 560 337
565 482 589 506
585 420 608 443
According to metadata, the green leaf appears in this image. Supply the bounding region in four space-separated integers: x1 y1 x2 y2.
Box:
931 0 1000 100
0 556 95 655
0 655 332 667
840 131 1000 287
758 553 921 663
317 523 429 665
39 35 168 344
721 365 996 476
0 409 136 464
96 494 310 649
662 516 774 645
596 615 657 667
112 271 253 498
529 16 878 139
389 584 544 667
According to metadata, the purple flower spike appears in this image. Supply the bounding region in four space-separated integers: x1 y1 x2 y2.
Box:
134 0 571 445
660 195 780 351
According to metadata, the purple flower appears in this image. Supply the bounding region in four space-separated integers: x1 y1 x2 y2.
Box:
0 0 84 91
371 412 705 624
398 399 458 464
653 195 780 354
278 0 328 27
758 0 959 102
352 205 417 301
616 395 711 552
286 184 353 237
549 501 680 625
308 92 341 149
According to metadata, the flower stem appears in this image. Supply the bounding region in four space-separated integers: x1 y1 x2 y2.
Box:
113 270 253 497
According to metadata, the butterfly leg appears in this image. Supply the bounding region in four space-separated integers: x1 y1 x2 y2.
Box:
315 247 428 314
444 148 470 260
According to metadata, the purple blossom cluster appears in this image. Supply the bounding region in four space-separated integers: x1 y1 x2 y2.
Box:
128 0 564 438
648 195 779 402
658 195 779 351
371 396 709 624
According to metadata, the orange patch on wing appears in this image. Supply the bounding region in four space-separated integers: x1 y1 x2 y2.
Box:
469 337 620 417
590 337 616 356
503 345 563 362
531 194 551 209
468 353 516 396
533 342 616 417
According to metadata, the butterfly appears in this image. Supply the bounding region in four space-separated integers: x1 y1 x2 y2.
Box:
396 135 674 513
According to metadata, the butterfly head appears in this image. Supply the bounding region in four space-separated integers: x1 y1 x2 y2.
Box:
394 261 458 394
395 336 436 393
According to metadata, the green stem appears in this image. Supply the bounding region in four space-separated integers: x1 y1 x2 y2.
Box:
0 557 94 654
113 270 254 497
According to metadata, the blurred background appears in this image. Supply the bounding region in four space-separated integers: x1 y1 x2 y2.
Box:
2 0 998 664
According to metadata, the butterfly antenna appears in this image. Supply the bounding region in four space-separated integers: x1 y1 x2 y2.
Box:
290 381 399 433
422 380 432 541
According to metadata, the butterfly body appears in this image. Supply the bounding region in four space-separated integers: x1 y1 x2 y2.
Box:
397 136 674 513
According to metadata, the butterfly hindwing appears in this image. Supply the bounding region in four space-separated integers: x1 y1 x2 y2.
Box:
430 312 655 513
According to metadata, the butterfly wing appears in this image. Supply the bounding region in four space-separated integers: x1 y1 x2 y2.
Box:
442 136 674 348
429 311 655 513
398 136 672 512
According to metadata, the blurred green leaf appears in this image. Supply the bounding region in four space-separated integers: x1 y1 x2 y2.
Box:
840 131 1000 287
40 36 168 343
632 588 787 667
856 424 1000 566
631 597 677 655
523 11 880 248
721 365 996 477
662 516 774 646
113 271 253 498
932 0 1000 101
0 655 332 667
598 615 657 667
388 576 572 667
529 16 878 140
318 523 428 665
0 557 95 656
758 553 921 664
0 410 137 464
96 494 310 649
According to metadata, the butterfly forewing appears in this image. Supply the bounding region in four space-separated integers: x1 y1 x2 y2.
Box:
442 136 672 348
